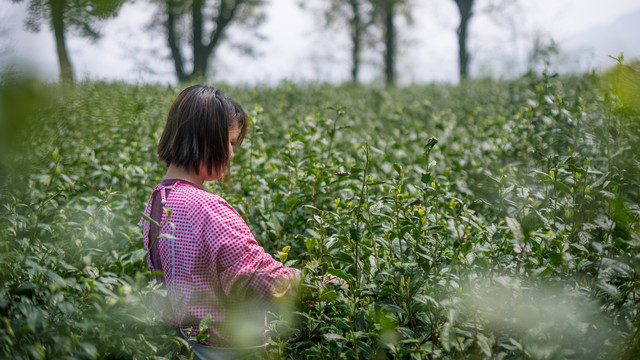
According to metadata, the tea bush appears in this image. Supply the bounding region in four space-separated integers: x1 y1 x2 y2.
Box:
1 63 639 359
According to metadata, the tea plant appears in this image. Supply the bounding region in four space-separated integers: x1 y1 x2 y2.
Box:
1 61 639 359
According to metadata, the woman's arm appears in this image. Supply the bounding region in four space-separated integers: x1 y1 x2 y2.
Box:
198 196 299 300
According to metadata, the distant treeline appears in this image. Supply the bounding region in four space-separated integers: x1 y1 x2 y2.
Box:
16 0 522 84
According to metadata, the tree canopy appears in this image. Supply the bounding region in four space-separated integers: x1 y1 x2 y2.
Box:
16 0 125 83
156 0 266 83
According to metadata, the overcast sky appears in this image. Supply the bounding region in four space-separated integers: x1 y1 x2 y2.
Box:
1 0 639 85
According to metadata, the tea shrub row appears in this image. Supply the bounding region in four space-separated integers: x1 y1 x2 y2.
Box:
0 64 639 359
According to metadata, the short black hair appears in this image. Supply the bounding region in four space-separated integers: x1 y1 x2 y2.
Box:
157 85 248 176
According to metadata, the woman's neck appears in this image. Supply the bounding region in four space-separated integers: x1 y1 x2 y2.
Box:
164 164 205 187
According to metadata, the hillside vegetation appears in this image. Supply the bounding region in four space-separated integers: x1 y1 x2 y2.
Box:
1 65 639 359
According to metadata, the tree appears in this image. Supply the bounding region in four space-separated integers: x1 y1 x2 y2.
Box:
345 0 369 82
15 0 125 83
371 0 411 86
453 0 473 81
301 0 374 83
451 0 517 81
158 0 265 83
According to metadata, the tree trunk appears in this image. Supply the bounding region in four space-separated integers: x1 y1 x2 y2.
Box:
50 0 74 83
167 6 187 82
349 0 361 83
383 1 395 86
455 0 474 81
191 0 207 81
458 14 469 80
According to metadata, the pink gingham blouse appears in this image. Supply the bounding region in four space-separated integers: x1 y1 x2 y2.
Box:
139 179 299 347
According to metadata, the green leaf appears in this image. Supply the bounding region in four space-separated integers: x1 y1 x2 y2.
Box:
129 248 147 262
269 212 282 233
460 241 473 254
141 213 159 227
327 269 348 282
505 216 524 243
532 169 552 180
357 340 374 357
421 173 432 185
324 333 345 341
350 165 364 174
588 172 609 191
548 251 563 265
285 197 298 210
476 334 492 357
535 265 555 277
554 180 572 194
196 314 212 341
424 137 438 151
567 163 587 177
392 163 403 175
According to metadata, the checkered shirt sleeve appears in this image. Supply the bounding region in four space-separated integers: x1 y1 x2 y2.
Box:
194 192 299 299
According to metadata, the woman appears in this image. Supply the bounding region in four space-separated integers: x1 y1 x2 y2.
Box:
140 85 299 359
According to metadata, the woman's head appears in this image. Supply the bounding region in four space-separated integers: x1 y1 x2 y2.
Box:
157 85 248 178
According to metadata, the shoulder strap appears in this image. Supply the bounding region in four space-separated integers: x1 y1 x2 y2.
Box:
148 184 173 283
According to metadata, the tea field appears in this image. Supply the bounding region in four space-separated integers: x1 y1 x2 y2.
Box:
1 64 639 359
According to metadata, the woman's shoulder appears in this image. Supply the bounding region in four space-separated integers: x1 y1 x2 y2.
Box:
173 183 248 236
172 182 235 215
